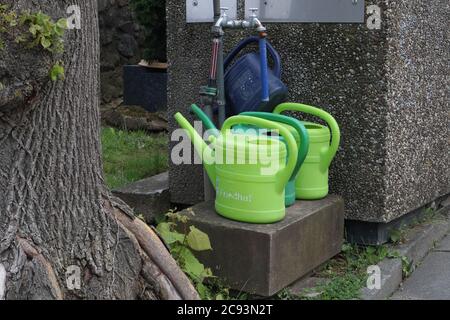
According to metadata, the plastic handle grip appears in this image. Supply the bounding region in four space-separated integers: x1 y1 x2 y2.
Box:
224 36 282 78
190 104 220 137
274 103 340 170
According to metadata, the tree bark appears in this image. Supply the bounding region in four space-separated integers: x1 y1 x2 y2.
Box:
0 0 198 300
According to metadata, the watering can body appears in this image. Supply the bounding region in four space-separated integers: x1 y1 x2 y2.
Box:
214 133 291 223
174 113 298 224
190 105 308 207
224 37 288 116
238 112 310 207
274 103 341 200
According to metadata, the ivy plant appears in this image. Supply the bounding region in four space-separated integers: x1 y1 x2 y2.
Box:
155 211 231 300
0 4 67 82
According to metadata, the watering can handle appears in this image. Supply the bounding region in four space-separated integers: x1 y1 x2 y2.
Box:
222 115 298 194
241 112 309 183
223 36 282 78
190 104 220 137
274 103 340 170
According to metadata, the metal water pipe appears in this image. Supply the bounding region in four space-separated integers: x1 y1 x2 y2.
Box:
214 7 269 108
201 0 223 202
203 2 269 201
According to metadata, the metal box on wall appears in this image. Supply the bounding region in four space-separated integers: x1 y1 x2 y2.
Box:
245 0 365 23
186 0 365 23
186 0 237 23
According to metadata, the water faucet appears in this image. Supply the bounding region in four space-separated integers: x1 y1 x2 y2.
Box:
214 7 266 32
248 8 266 32
214 7 229 28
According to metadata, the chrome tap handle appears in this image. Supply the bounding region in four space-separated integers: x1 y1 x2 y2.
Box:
249 8 259 18
220 7 229 16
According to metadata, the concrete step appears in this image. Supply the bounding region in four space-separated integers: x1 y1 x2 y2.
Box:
436 235 450 252
112 172 170 223
178 195 345 297
391 250 450 300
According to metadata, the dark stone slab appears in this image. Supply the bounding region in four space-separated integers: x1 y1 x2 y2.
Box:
123 65 167 112
112 172 170 223
179 195 344 296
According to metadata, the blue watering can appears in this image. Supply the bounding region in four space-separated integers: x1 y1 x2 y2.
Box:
224 36 288 117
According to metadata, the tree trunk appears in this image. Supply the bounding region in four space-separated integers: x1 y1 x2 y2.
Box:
0 0 198 300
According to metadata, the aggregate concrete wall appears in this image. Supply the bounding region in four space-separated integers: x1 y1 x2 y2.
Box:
167 0 449 223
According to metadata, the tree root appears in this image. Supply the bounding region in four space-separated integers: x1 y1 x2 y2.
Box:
17 238 63 300
3 239 66 299
105 198 200 300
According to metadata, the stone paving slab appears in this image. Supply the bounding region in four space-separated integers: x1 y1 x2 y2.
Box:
361 258 403 300
436 236 450 252
391 251 450 300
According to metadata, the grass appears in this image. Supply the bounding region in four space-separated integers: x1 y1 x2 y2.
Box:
101 127 168 189
278 206 445 300
388 207 442 245
313 244 393 300
278 243 396 300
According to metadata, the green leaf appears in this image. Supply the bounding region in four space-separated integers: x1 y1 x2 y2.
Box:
0 82 4 91
195 282 212 300
389 229 402 244
186 226 212 251
387 250 400 259
341 243 353 253
0 4 9 12
40 36 51 49
179 248 205 280
166 211 189 224
49 62 65 81
29 24 40 36
56 18 67 30
14 34 27 43
156 222 185 245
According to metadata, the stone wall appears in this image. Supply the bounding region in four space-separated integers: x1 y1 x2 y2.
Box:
167 0 449 223
98 0 145 103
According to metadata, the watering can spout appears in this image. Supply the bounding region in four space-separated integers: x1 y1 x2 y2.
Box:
174 113 216 188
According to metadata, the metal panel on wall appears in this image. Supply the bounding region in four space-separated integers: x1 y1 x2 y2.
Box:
186 0 237 23
245 0 365 23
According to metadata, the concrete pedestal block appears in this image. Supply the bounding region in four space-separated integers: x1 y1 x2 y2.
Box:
179 195 344 296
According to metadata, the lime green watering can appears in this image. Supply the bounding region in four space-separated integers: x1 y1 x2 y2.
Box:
239 112 310 207
174 113 298 224
273 103 341 200
190 104 309 207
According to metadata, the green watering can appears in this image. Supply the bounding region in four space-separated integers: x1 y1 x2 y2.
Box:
239 112 309 207
190 105 309 207
273 103 341 200
174 113 298 224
